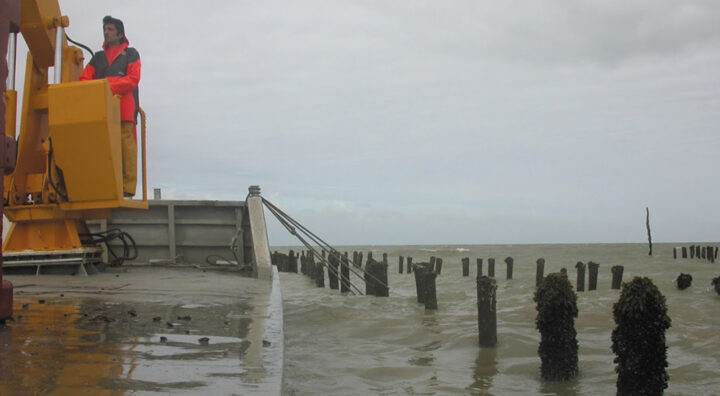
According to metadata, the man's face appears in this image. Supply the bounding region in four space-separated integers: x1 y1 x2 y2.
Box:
103 23 122 45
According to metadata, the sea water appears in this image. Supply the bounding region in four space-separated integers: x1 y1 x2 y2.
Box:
278 243 720 395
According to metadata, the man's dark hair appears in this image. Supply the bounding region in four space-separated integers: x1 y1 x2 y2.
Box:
103 15 126 40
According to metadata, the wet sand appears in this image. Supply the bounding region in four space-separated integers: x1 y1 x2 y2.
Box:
0 267 282 395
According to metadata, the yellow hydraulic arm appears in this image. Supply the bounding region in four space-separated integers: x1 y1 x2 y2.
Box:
3 0 148 254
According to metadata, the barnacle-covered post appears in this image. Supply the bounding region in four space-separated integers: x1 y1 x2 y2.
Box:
407 256 413 274
399 256 404 274
488 258 495 277
477 276 497 347
476 258 483 278
612 277 671 395
534 273 578 381
435 258 443 274
711 277 720 295
676 273 692 290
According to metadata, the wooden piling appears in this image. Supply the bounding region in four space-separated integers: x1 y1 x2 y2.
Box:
611 265 624 290
588 261 599 291
399 256 404 274
308 252 316 280
682 247 687 258
430 256 436 272
328 253 339 290
488 258 495 277
673 247 677 259
436 258 443 274
353 251 359 268
505 257 513 280
476 258 483 278
341 252 351 293
289 250 298 273
575 261 585 292
413 263 429 303
287 250 293 273
357 252 363 269
477 276 497 347
422 271 438 310
536 258 545 287
646 207 652 256
366 258 389 297
462 257 470 277
376 258 390 296
315 254 325 288
407 257 413 274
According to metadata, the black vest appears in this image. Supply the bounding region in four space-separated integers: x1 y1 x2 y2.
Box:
89 47 140 121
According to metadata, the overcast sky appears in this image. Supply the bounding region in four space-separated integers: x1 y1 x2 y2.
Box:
11 1 720 245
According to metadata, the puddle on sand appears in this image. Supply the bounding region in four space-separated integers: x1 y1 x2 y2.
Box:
0 297 263 395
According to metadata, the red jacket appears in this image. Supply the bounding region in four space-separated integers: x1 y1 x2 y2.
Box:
79 40 141 123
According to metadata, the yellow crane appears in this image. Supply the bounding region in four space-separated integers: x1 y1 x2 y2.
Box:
2 0 148 268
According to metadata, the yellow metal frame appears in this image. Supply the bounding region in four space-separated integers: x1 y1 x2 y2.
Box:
3 0 148 254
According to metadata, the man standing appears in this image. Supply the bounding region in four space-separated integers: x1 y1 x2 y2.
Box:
80 15 141 199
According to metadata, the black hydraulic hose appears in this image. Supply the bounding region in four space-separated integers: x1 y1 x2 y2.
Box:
46 138 68 201
65 31 95 59
80 229 138 267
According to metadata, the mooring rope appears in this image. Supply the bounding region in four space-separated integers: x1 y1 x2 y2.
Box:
262 197 390 293
264 202 363 295
262 198 388 289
